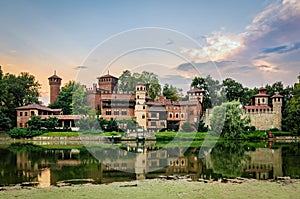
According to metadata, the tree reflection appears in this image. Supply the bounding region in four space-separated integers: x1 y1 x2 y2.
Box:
210 141 250 178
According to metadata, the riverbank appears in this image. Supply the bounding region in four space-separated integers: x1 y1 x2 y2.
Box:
1 178 300 199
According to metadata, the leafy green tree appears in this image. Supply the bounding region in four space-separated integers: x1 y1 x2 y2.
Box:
163 83 181 101
44 117 58 131
107 118 119 132
27 116 43 130
283 75 300 134
0 68 40 129
210 101 249 138
221 78 245 103
118 70 161 101
49 81 90 115
194 120 208 132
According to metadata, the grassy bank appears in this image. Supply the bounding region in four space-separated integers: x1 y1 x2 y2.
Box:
1 179 299 199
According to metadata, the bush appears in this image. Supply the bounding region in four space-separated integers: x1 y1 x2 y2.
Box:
268 128 279 132
7 127 43 139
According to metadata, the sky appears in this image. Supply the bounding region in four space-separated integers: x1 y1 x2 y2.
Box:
0 0 299 105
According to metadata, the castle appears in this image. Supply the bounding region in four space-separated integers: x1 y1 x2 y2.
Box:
244 87 283 130
205 87 283 131
16 72 204 131
84 73 204 131
16 72 283 131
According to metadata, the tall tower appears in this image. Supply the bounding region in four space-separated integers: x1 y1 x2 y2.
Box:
271 92 283 130
135 83 147 130
97 73 118 93
48 71 62 104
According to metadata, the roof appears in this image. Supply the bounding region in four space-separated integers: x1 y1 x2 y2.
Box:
48 74 62 80
97 74 118 79
148 106 167 112
259 87 267 91
40 115 82 120
187 88 205 93
15 104 62 112
244 105 271 110
271 94 284 98
253 93 269 97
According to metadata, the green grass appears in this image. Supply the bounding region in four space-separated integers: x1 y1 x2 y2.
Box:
41 132 79 137
155 131 208 140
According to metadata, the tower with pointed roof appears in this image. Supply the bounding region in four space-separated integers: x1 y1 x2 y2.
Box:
48 71 62 104
97 72 118 93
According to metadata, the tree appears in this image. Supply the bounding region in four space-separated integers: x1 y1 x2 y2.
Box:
283 75 300 134
44 117 58 131
191 75 224 109
118 70 161 101
210 101 249 139
221 78 245 103
0 68 40 129
181 122 195 132
27 116 43 130
163 83 180 101
49 81 90 115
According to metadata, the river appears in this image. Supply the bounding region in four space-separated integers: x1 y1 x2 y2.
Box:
0 140 299 187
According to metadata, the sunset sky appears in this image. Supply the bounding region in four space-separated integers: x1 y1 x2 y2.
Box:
0 0 299 105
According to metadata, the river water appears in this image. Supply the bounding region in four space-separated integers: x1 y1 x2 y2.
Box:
0 140 299 187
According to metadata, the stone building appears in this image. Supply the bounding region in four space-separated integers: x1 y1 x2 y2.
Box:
204 87 283 131
244 87 283 130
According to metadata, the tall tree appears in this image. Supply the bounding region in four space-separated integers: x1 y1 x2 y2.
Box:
49 81 90 115
0 68 40 130
210 101 250 139
221 78 245 103
118 70 161 101
283 75 300 134
163 83 180 101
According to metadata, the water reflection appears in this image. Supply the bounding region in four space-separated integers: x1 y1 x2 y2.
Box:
0 141 299 187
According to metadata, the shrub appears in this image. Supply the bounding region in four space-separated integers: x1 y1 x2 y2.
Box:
7 127 43 139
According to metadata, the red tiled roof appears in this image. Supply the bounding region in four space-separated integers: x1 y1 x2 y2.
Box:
271 94 283 98
15 104 62 112
244 105 271 110
187 88 205 93
40 115 82 120
253 93 269 97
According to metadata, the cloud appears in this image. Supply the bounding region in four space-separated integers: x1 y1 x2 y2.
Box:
261 42 300 54
181 32 245 62
74 65 88 70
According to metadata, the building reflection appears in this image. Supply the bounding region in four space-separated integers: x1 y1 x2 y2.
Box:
0 142 287 187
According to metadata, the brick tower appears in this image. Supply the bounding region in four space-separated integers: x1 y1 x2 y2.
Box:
48 71 62 104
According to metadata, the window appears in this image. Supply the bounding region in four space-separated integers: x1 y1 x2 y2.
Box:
262 98 265 103
25 112 28 116
190 110 193 115
143 105 145 110
114 110 119 115
169 113 173 118
19 123 22 127
175 113 179 118
151 113 157 118
121 110 127 115
160 121 165 126
137 95 140 99
20 112 23 117
31 111 35 116
106 110 111 115
181 113 184 118
151 121 156 126
142 114 145 119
